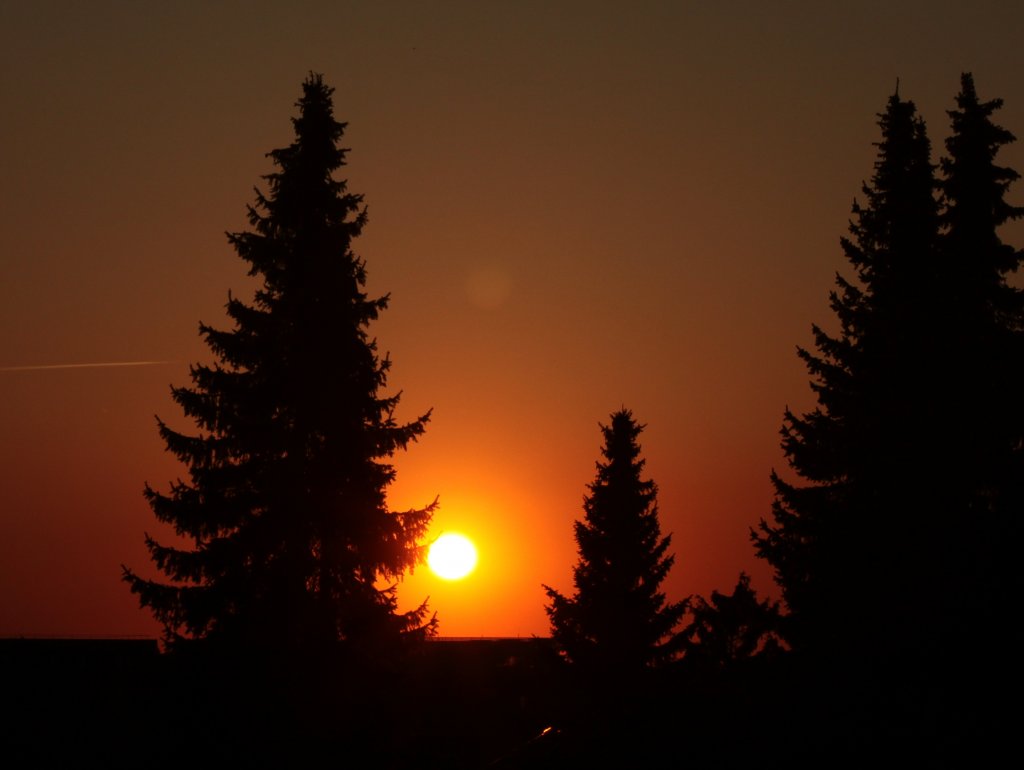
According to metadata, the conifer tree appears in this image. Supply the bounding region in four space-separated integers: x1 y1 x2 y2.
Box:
680 573 780 671
753 90 943 656
122 74 436 652
938 72 1024 444
544 409 687 672
938 73 1024 654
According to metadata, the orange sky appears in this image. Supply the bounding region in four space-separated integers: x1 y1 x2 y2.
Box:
3 2 1024 639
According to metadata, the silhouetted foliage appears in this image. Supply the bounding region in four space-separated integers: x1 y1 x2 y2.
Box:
544 409 687 673
754 88 940 656
937 72 1024 657
680 572 780 671
754 77 1024 665
122 74 436 654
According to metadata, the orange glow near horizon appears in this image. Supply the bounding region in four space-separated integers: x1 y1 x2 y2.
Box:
386 463 576 639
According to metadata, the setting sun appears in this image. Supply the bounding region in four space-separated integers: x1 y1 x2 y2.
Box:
427 533 478 580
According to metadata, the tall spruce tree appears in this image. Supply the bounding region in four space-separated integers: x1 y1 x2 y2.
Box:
543 409 687 672
122 74 436 653
753 90 943 658
938 73 1024 656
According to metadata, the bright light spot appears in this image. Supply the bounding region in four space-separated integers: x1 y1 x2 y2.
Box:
427 533 478 580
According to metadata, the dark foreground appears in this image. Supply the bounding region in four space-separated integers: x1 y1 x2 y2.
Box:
3 638 1013 767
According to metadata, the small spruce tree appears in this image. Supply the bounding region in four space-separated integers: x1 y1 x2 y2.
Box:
544 409 687 672
680 572 780 672
122 74 436 653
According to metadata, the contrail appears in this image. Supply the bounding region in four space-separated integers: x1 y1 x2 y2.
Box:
0 360 176 372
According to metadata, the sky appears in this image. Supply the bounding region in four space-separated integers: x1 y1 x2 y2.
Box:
3 1 1024 639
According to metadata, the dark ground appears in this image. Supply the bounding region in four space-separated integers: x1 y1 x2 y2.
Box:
2 638 1011 767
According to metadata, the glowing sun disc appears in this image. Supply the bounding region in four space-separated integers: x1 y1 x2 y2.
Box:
428 533 478 580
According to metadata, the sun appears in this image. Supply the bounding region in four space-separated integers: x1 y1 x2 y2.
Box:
427 533 478 580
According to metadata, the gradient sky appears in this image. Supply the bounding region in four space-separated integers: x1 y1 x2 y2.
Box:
3 1 1024 639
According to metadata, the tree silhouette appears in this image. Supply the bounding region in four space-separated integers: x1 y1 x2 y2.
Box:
544 409 687 672
680 572 780 671
938 73 1024 657
754 88 942 656
122 74 436 653
754 79 1023 664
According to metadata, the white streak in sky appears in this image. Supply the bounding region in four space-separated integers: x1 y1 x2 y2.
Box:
0 361 175 372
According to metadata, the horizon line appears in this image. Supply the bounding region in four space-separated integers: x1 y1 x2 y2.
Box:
0 633 552 642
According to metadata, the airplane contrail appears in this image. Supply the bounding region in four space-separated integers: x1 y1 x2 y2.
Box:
0 360 176 372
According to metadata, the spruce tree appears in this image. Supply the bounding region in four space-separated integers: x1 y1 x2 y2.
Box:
122 74 436 653
753 90 943 657
543 409 687 672
680 573 780 672
938 73 1024 656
